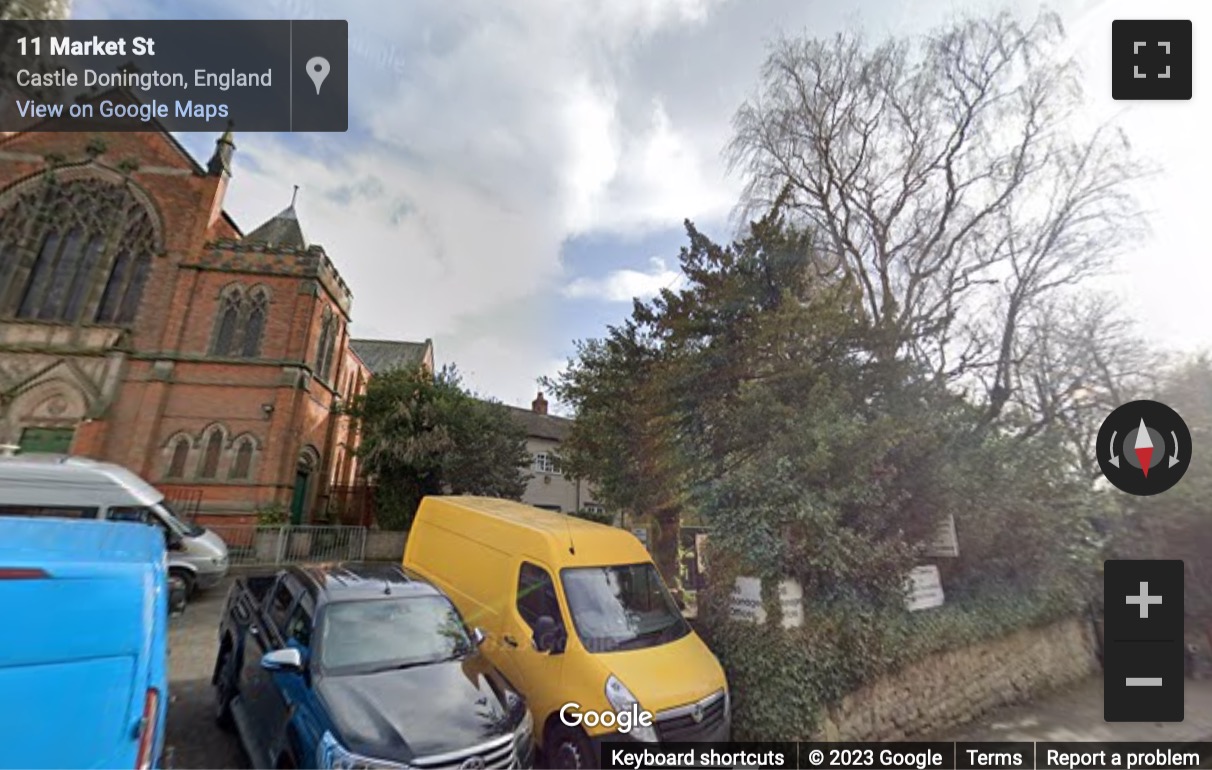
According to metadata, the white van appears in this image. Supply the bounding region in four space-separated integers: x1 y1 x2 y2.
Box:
0 454 229 596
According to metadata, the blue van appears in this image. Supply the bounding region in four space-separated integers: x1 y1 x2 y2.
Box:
0 517 170 769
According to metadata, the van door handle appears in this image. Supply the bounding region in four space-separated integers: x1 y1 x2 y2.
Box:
502 635 518 647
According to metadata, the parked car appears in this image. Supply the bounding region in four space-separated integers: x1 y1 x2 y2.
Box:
403 496 730 768
213 563 536 769
0 453 229 597
0 516 170 769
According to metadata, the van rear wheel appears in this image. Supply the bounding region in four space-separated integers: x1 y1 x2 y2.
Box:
544 725 596 770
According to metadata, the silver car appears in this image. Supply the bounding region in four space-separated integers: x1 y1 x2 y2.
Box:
0 454 229 596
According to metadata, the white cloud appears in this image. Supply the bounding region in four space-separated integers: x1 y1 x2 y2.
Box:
562 258 683 302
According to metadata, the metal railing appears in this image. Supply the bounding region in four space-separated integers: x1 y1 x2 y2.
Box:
205 524 368 567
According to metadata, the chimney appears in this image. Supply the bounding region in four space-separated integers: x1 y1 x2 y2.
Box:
532 392 548 415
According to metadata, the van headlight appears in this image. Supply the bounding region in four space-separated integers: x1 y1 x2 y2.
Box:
317 731 407 769
604 675 658 743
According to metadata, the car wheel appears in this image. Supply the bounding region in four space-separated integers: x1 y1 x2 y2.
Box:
544 725 596 770
213 647 237 730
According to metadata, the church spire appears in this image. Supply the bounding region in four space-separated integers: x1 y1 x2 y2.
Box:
207 122 235 176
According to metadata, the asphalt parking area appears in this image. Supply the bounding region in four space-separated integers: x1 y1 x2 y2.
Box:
165 576 248 769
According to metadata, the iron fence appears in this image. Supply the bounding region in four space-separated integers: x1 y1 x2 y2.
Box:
205 524 368 567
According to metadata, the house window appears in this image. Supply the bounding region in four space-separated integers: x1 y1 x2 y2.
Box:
199 431 223 478
229 439 254 480
213 291 241 355
241 288 268 357
583 503 605 514
166 439 189 478
533 452 562 475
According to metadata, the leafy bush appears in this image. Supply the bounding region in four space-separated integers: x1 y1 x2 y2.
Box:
699 578 1080 740
570 507 615 525
256 502 288 526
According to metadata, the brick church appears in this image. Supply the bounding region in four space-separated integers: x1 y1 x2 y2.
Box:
0 122 431 526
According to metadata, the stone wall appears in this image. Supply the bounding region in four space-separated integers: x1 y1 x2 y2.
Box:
364 530 408 561
813 617 1098 741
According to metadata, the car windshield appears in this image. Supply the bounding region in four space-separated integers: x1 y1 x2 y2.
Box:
561 563 689 653
319 596 473 674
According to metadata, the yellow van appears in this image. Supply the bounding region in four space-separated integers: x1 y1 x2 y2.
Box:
403 496 729 768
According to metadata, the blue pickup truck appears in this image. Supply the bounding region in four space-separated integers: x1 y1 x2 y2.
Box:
213 563 535 769
0 516 170 769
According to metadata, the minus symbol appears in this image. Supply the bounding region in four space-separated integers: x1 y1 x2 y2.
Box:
1126 678 1163 686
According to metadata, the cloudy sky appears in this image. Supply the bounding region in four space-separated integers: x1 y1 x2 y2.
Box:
77 0 1210 410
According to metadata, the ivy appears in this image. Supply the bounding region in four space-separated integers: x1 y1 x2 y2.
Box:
698 584 1081 741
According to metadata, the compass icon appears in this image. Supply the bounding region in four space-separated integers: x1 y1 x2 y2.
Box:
1096 400 1192 496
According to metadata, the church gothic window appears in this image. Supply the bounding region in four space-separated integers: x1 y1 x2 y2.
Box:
230 438 254 480
167 438 190 478
199 431 223 479
210 284 269 358
0 176 158 324
315 307 339 382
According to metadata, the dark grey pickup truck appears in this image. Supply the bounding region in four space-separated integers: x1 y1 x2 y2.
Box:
212 562 535 769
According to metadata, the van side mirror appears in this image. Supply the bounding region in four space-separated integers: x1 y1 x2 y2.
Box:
261 648 304 673
164 529 184 551
532 615 563 654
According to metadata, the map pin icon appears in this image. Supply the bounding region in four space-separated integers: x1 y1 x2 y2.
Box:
306 56 330 95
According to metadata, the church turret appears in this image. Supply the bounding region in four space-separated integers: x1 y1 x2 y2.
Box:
244 186 307 249
207 124 235 177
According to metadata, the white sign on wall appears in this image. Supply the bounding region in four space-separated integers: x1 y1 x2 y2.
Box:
632 527 649 549
695 534 709 573
905 565 945 611
923 514 959 558
729 576 804 627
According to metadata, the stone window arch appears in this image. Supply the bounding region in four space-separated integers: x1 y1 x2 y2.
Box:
315 306 339 382
166 436 191 478
228 433 259 480
0 174 160 324
210 283 270 358
241 285 269 357
197 424 227 479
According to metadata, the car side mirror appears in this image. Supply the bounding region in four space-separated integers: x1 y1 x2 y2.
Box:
533 615 562 654
261 648 304 673
470 627 486 646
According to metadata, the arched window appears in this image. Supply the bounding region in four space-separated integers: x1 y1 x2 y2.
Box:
241 288 268 357
315 308 339 382
0 176 159 324
212 290 242 355
199 431 223 479
166 438 190 478
210 284 269 358
230 439 254 480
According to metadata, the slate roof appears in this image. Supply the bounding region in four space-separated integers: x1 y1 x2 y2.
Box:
349 339 432 374
504 405 571 442
244 204 307 249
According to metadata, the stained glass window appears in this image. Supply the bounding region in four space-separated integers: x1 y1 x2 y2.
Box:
0 177 158 324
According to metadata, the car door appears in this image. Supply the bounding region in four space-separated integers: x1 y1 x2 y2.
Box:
500 561 567 723
236 576 297 767
266 594 323 767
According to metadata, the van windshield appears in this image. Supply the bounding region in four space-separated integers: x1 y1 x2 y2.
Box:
155 502 203 537
319 596 473 674
561 563 689 653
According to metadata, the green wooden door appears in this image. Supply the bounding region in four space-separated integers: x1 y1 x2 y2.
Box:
18 427 75 454
289 470 310 525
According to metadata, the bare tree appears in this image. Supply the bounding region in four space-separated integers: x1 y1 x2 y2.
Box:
727 11 1152 422
998 293 1164 478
